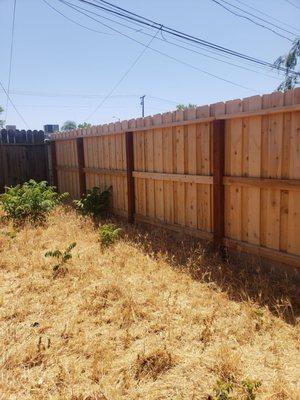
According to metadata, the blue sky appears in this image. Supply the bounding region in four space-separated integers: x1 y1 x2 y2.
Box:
0 0 299 130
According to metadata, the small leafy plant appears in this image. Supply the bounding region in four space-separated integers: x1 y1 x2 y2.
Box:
242 379 261 400
208 378 261 400
99 224 122 247
0 180 68 223
74 187 111 217
209 380 234 400
45 242 76 276
0 230 16 239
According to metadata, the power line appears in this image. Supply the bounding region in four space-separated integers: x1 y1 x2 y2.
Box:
148 96 181 104
64 0 282 80
210 0 294 42
84 26 162 121
41 0 114 35
284 0 300 11
57 0 256 91
10 90 140 98
151 34 282 80
8 90 183 104
8 104 131 108
58 0 298 76
213 0 298 37
232 0 300 33
89 0 276 69
5 0 17 122
77 0 299 75
0 80 30 129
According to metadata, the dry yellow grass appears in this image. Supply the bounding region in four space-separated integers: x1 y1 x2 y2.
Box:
0 206 299 400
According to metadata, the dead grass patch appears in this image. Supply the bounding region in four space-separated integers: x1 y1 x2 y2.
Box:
135 348 174 381
0 206 299 399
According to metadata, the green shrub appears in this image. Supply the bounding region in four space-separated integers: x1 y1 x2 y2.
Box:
74 187 111 217
45 242 76 276
99 224 122 247
0 180 68 223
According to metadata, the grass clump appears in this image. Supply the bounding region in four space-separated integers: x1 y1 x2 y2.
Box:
74 187 111 217
45 242 76 276
0 180 67 223
98 224 122 247
135 349 174 381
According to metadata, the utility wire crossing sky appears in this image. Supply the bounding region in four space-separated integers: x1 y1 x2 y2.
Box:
0 0 299 129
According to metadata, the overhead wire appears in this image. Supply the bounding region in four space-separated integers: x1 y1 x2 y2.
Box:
0 80 30 129
76 0 299 75
10 90 140 98
5 0 17 122
62 0 283 80
9 90 183 105
212 0 298 37
84 25 163 121
210 0 294 42
41 0 114 35
283 0 300 11
231 0 300 33
56 0 257 92
91 0 274 67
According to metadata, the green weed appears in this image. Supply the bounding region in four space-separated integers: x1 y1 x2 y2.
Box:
74 187 111 217
99 224 122 247
0 230 17 239
45 242 76 276
0 180 68 223
242 379 261 400
208 378 261 400
209 380 234 400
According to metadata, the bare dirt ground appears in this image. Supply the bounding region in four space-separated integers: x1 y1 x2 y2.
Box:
0 207 299 399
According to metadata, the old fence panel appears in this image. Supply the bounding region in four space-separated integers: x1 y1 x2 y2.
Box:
50 88 300 267
0 129 48 192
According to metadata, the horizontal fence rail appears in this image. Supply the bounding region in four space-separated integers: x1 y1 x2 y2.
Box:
50 88 300 268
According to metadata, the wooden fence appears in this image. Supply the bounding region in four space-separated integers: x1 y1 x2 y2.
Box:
50 88 300 268
0 129 48 192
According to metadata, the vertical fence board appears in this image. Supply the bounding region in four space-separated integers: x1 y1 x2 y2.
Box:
163 120 174 224
153 126 164 221
174 122 185 226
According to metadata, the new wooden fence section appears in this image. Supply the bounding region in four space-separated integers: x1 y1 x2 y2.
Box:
0 129 48 192
50 88 300 268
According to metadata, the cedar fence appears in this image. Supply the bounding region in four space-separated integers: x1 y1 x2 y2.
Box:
50 89 300 268
0 129 48 192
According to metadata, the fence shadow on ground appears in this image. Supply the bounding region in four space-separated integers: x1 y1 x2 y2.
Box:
109 217 300 326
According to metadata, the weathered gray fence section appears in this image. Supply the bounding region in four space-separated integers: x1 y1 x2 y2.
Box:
0 129 48 192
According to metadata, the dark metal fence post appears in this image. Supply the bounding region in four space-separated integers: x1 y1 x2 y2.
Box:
125 131 135 223
76 137 86 197
50 141 58 189
212 119 225 251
